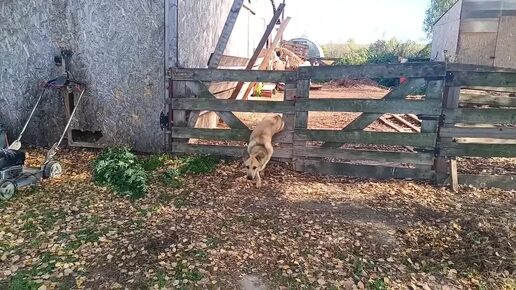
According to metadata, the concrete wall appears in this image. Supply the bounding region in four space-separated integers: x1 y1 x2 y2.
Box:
431 0 462 62
0 0 272 152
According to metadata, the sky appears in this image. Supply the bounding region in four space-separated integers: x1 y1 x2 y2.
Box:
281 0 430 44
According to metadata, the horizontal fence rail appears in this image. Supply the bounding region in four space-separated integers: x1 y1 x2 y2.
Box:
168 62 516 189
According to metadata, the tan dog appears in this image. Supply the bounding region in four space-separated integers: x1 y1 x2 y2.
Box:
244 115 284 188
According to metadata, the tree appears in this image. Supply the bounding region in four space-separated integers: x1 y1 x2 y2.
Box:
423 0 457 38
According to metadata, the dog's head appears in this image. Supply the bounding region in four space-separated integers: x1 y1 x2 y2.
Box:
243 151 265 180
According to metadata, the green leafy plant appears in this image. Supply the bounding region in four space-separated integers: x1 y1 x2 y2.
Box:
179 155 220 175
162 168 183 188
141 154 168 171
93 147 148 199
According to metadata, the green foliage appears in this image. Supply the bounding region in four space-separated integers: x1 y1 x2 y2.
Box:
141 154 168 171
423 0 457 38
93 147 148 199
254 82 264 97
178 155 220 175
162 168 183 188
368 279 388 290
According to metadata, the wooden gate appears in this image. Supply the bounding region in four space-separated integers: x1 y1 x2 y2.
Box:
168 62 447 182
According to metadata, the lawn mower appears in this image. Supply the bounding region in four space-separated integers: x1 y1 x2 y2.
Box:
0 72 86 201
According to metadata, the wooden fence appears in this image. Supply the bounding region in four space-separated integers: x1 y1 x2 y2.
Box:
168 62 516 189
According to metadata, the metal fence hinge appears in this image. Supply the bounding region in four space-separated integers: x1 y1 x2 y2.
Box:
160 111 170 130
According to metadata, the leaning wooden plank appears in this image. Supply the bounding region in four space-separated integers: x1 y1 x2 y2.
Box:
171 127 293 143
171 98 295 113
241 17 292 100
455 174 516 191
440 127 516 139
462 86 516 94
443 108 516 124
171 68 296 83
450 158 459 192
441 143 516 157
229 4 286 99
208 0 245 68
295 99 441 114
185 81 248 129
294 146 435 165
294 130 437 147
298 62 446 80
390 114 420 132
448 71 516 87
171 142 292 159
321 78 428 148
459 93 516 107
294 159 434 181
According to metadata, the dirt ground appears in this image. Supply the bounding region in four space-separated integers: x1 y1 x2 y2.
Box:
0 148 515 290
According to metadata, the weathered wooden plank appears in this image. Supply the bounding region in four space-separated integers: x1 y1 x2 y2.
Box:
229 3 286 99
294 159 435 181
294 130 437 147
299 62 446 80
171 98 295 113
185 81 248 129
447 63 516 73
440 127 516 139
459 93 516 107
208 0 245 69
444 108 516 124
171 68 296 83
453 174 516 191
449 71 516 87
171 142 292 159
171 127 293 143
293 80 310 166
240 16 291 100
450 158 459 192
294 146 435 165
441 143 516 157
295 99 441 114
321 78 429 149
463 86 516 94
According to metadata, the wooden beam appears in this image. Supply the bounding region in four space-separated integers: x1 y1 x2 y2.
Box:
441 143 516 157
241 17 292 99
390 114 421 132
295 99 441 114
459 93 516 107
448 71 516 87
321 78 427 148
171 98 295 112
294 146 435 165
171 68 296 82
171 127 293 143
171 142 292 159
294 130 437 147
295 159 435 181
229 3 286 99
443 108 516 124
208 0 245 69
298 62 446 80
184 81 248 129
440 127 516 139
454 174 516 191
450 158 459 192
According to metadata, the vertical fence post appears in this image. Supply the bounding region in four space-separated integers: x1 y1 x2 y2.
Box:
283 80 297 160
293 78 310 171
435 84 461 189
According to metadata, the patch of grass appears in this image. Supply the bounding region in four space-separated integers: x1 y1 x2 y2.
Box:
141 154 169 171
64 228 99 250
173 196 188 208
368 278 388 290
206 237 220 249
353 258 365 278
179 155 219 175
175 261 202 283
163 168 182 188
2 273 41 290
156 268 167 289
193 249 208 262
41 209 66 230
93 147 148 199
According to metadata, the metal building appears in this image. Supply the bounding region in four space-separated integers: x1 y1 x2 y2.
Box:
431 0 516 68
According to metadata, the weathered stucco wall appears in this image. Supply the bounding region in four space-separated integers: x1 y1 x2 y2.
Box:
0 0 164 152
1 0 271 152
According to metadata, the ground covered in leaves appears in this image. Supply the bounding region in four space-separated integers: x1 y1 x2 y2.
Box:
1 148 515 289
